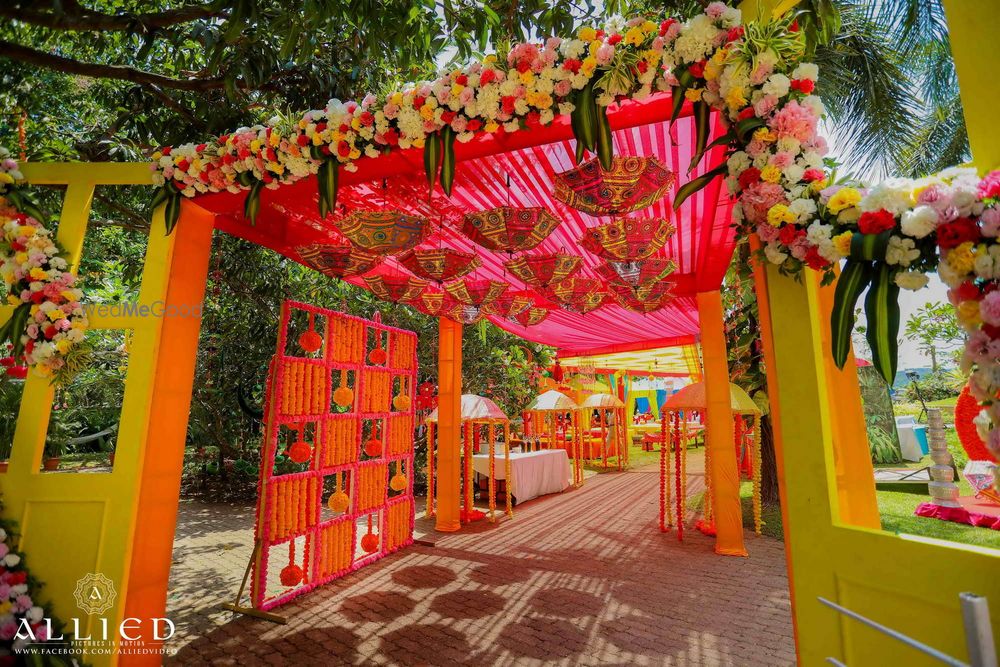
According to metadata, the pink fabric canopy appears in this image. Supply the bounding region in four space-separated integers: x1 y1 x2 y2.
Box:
189 93 735 355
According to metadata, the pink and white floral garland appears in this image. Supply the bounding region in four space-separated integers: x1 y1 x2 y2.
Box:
0 149 89 382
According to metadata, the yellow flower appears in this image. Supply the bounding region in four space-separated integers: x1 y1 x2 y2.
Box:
390 92 403 105
29 267 48 280
946 242 976 275
350 117 361 130
349 148 361 160
704 50 726 81
684 88 702 102
484 54 497 64
957 299 982 327
412 137 425 149
451 83 465 96
72 319 87 330
17 225 36 237
269 131 280 147
484 121 500 133
518 70 534 85
810 178 829 193
527 91 552 109
767 204 796 227
6 295 19 306
752 127 777 143
419 105 436 121
642 20 657 33
724 87 747 109
0 174 13 186
152 151 162 161
56 339 71 354
581 57 598 76
249 139 261 153
578 26 597 41
0 601 11 615
60 290 78 302
47 308 65 321
589 40 603 56
832 232 853 256
14 252 28 265
827 187 861 214
760 165 782 183
624 27 645 45
311 132 324 146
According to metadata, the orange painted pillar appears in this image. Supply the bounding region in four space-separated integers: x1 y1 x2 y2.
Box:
816 273 881 529
435 317 462 532
696 290 747 556
121 200 215 664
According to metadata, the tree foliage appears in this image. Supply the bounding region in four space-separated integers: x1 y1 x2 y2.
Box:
903 300 963 371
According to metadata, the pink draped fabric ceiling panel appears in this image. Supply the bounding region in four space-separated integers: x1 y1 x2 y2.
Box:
190 93 735 355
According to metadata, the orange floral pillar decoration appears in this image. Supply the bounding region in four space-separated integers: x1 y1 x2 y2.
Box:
487 422 496 521
435 317 462 532
697 290 747 557
426 421 435 518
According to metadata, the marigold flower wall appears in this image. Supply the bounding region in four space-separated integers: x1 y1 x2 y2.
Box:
252 301 417 611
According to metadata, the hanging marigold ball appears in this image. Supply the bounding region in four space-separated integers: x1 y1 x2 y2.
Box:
279 564 303 587
327 491 350 513
298 330 323 353
360 532 379 553
364 437 383 458
287 440 311 463
368 347 387 365
333 386 354 407
389 473 407 492
393 394 411 411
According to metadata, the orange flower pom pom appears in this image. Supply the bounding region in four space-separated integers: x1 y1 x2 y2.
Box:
298 330 323 353
393 394 411 411
360 532 379 553
368 347 387 365
327 491 350 513
389 473 407 492
364 437 383 457
280 564 303 586
287 440 312 463
333 386 354 407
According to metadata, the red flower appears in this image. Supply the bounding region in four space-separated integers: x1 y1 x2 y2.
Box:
413 96 426 109
501 96 516 115
296 134 309 147
454 74 468 86
216 135 228 145
737 167 761 190
984 323 1000 340
359 111 374 126
803 168 825 182
790 19 800 32
195 143 206 152
804 246 827 270
790 79 815 94
659 19 676 36
951 281 982 303
607 34 622 45
525 111 541 128
337 123 349 134
516 60 531 73
440 110 456 124
383 128 399 145
689 60 706 79
937 217 981 249
315 122 327 133
726 26 744 42
176 159 190 172
30 291 46 305
466 119 482 132
563 59 582 73
337 141 351 157
737 106 756 121
479 69 496 85
162 146 172 156
6 367 26 380
778 225 802 245
857 209 896 235
636 61 648 74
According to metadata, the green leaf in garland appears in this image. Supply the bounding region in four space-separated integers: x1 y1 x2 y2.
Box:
7 189 46 223
0 303 32 360
672 163 727 210
317 158 339 218
669 85 687 125
829 259 873 370
595 103 614 171
163 190 182 235
440 126 457 196
864 263 901 384
243 179 265 225
423 130 442 195
576 81 597 152
687 100 712 173
734 116 766 143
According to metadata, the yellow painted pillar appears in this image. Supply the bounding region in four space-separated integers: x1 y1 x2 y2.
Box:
121 201 215 665
435 317 462 532
816 273 881 528
696 290 746 556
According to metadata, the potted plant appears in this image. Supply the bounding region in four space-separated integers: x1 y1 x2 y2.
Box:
0 373 25 472
43 404 79 471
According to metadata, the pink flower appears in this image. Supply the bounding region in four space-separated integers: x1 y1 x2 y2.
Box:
769 101 817 143
596 44 615 65
756 222 780 243
981 291 1000 327
982 207 1000 237
750 62 774 85
15 595 31 611
753 94 778 117
0 584 11 600
706 1 727 18
0 622 16 641
554 80 572 97
769 151 794 169
978 170 1000 201
740 181 788 226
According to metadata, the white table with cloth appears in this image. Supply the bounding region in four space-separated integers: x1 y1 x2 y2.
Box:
471 449 571 503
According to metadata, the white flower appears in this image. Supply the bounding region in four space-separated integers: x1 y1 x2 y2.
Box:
885 236 921 267
790 198 818 222
4 554 20 568
761 74 790 98
791 63 818 81
27 607 44 623
894 270 929 291
764 243 789 265
900 205 939 239
861 178 915 216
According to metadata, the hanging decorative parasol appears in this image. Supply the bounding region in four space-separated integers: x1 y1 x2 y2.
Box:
595 257 677 300
546 277 606 314
295 243 383 278
490 290 536 320
553 156 675 216
410 288 452 316
398 247 481 283
505 252 583 290
364 273 428 303
444 302 491 325
609 279 675 314
444 278 508 308
336 210 428 255
514 307 551 326
580 217 676 261
462 206 562 253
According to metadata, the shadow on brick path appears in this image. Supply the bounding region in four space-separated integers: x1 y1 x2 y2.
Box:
167 458 795 666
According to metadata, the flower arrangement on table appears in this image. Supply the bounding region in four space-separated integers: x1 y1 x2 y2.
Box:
0 148 90 385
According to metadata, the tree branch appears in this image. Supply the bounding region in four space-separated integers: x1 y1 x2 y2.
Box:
0 39 236 92
0 3 225 33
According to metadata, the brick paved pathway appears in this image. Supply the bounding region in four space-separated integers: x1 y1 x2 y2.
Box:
167 460 795 666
